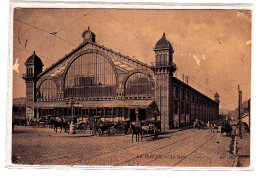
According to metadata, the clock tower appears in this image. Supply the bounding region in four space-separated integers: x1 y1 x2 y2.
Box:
82 26 96 43
151 33 176 131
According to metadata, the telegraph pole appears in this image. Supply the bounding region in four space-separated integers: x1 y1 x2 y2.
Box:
238 85 242 139
248 99 250 131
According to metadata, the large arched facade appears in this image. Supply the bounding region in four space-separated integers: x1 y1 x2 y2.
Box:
27 31 219 131
64 51 117 98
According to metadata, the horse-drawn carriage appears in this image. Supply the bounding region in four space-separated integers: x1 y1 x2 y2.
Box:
87 116 125 136
193 119 205 129
210 118 233 136
221 121 233 136
130 120 160 142
97 121 117 136
141 120 160 138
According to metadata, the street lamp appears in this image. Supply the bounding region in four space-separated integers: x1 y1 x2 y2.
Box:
66 97 79 134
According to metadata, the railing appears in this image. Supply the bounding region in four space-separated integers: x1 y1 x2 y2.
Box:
151 61 177 68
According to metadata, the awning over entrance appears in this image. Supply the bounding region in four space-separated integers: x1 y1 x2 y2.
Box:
32 100 155 109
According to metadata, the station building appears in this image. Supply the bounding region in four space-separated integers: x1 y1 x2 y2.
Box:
22 28 219 131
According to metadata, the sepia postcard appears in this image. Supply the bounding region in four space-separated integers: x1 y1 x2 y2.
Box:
8 2 251 169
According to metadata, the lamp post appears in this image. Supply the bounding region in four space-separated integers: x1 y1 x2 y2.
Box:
66 97 78 134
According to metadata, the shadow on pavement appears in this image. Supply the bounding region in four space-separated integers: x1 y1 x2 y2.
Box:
145 135 171 142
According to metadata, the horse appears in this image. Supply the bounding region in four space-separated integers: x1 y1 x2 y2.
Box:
193 119 204 129
76 122 87 132
88 117 101 135
131 124 143 142
49 118 70 133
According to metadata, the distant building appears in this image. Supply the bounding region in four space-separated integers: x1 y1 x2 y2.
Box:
220 108 231 115
13 97 26 121
22 28 219 130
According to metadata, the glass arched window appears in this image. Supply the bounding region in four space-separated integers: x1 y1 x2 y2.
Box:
39 80 57 99
125 73 154 97
65 52 117 98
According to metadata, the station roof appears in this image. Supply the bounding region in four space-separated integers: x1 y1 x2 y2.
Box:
37 38 150 78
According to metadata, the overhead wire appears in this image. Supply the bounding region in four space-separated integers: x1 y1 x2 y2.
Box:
13 17 82 66
188 77 215 96
188 75 215 95
103 9 152 52
14 18 76 47
176 68 215 96
55 10 93 33
13 46 56 62
14 10 219 101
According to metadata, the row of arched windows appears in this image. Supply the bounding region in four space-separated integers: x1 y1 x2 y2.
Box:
37 53 154 99
156 54 168 65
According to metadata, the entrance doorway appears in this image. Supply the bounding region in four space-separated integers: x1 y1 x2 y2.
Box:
130 109 147 122
139 109 146 120
130 109 136 122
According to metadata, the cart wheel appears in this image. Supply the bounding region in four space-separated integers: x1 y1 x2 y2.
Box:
98 128 102 136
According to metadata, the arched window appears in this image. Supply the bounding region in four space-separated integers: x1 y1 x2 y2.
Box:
156 54 160 64
65 52 117 98
39 80 57 99
125 73 154 97
164 54 167 64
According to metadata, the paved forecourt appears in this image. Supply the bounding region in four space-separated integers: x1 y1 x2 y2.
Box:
12 126 235 167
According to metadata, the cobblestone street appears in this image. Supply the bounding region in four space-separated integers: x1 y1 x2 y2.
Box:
12 126 237 167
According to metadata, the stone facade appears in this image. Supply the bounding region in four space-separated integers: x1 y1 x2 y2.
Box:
22 28 219 130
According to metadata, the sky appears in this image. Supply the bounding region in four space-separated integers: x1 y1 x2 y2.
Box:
12 8 251 110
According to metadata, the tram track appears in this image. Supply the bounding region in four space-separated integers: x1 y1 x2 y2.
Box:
81 128 197 154
14 127 234 166
115 130 214 166
76 129 207 165
36 129 204 165
70 129 202 165
143 132 217 166
172 133 217 167
78 127 196 153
